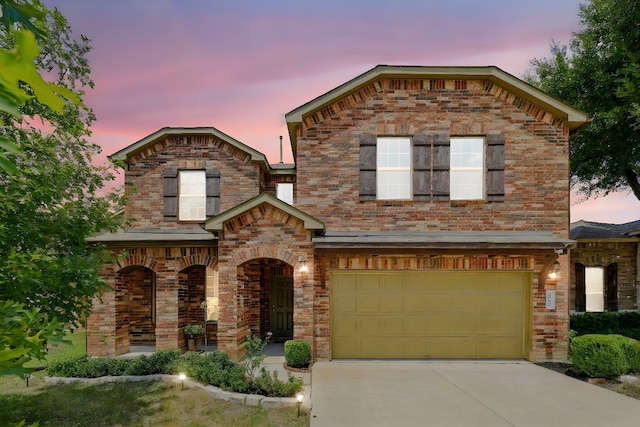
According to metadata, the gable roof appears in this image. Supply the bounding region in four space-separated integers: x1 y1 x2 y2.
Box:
285 65 590 154
204 192 324 232
109 126 269 165
570 219 640 239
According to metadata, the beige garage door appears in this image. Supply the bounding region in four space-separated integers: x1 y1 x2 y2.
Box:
331 270 531 359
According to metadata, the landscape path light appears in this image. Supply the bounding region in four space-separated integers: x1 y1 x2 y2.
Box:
296 392 304 417
179 372 186 390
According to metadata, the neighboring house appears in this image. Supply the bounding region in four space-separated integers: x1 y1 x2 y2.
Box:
570 220 640 313
87 65 589 361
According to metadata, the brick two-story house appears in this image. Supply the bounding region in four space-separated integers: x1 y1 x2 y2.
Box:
87 65 588 361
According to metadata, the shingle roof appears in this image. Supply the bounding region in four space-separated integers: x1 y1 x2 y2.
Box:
570 219 640 239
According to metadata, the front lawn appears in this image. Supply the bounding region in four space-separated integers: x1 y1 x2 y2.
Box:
0 381 308 426
0 330 309 426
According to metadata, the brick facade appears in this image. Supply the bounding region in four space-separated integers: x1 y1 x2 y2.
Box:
87 66 587 362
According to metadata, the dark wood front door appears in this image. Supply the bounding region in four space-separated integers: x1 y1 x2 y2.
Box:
271 277 293 341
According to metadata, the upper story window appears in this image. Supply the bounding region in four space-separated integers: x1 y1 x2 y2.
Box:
359 133 505 202
163 167 220 221
276 183 294 205
450 137 484 200
179 170 206 221
377 137 411 200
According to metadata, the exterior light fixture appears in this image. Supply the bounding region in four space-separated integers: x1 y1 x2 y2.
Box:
299 257 308 273
548 261 560 280
24 373 31 387
179 372 186 390
296 392 304 416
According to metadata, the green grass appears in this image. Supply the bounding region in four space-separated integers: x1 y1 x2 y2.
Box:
0 381 308 426
0 330 310 426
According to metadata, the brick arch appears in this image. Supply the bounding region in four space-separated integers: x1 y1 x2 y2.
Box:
176 253 217 273
116 255 158 272
230 245 298 268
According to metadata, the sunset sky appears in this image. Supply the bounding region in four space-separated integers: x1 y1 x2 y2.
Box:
43 0 640 224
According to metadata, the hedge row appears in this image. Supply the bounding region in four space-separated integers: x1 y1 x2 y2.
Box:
47 350 303 397
570 312 640 340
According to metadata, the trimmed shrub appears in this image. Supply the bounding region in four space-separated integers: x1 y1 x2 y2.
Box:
571 312 640 340
252 367 304 397
570 334 630 378
284 340 311 368
617 336 640 373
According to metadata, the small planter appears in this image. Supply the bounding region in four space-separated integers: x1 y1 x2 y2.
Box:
184 324 205 352
187 335 203 352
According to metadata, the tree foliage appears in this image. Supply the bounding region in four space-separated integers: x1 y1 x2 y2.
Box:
0 0 123 346
526 0 640 200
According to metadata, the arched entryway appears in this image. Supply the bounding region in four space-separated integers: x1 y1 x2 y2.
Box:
115 266 157 347
237 258 294 342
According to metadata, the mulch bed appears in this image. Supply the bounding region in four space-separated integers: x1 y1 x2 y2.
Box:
283 363 312 373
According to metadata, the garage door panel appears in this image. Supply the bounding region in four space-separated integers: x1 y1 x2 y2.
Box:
405 295 430 312
380 295 403 313
359 318 380 335
357 295 380 313
331 270 530 359
358 275 381 291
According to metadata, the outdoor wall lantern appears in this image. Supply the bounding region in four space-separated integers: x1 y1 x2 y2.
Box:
296 392 304 416
179 372 186 390
548 261 561 280
299 257 308 273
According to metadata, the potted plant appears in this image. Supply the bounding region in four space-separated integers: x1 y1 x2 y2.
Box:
184 324 205 351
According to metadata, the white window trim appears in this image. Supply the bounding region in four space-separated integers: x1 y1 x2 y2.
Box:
377 136 412 200
450 137 485 201
179 170 206 221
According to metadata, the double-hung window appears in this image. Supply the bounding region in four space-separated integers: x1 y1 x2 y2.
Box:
179 170 206 221
276 183 294 205
377 137 411 200
450 137 484 200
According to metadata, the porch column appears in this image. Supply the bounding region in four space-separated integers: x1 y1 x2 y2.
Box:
293 258 314 343
155 272 181 350
217 261 243 359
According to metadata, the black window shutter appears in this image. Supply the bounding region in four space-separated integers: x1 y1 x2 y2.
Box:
359 134 377 200
606 263 618 312
413 134 432 201
163 167 178 218
206 169 221 217
575 263 586 312
486 134 505 201
432 134 450 198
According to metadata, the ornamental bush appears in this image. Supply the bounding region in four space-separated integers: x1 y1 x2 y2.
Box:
46 349 303 397
569 334 630 378
284 340 311 368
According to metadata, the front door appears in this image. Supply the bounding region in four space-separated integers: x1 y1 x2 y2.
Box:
271 276 293 341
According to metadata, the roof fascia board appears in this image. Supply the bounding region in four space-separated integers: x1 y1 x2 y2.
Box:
285 65 589 140
109 127 268 164
205 193 324 232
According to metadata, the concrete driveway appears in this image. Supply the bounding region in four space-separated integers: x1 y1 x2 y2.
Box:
310 360 640 427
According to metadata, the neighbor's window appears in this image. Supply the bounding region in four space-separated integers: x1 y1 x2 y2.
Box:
450 137 484 200
179 170 206 221
276 183 294 205
377 137 411 200
585 267 604 312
